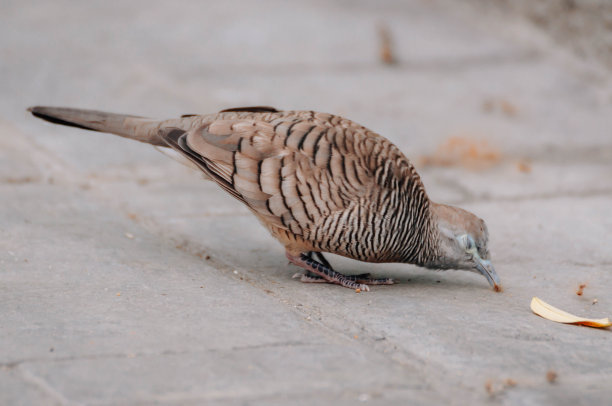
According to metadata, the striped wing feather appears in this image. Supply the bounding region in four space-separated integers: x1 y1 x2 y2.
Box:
163 115 377 237
160 110 432 262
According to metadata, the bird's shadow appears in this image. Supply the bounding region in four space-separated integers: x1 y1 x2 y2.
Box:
237 250 490 292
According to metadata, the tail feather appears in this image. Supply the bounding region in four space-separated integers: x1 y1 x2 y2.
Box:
28 106 166 146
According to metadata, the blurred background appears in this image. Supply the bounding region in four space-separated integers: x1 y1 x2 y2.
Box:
2 1 612 404
3 0 611 201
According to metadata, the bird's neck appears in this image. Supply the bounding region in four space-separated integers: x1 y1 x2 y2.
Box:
414 201 457 269
392 196 440 265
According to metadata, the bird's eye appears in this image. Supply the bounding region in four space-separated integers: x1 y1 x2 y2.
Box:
461 234 475 251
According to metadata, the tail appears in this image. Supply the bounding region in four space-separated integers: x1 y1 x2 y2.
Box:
28 106 166 146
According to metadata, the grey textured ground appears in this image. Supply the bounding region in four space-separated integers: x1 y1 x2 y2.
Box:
468 0 612 72
1 1 612 405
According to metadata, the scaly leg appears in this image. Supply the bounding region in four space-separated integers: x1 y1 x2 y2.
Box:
291 252 331 283
309 252 394 285
293 252 336 282
287 252 395 291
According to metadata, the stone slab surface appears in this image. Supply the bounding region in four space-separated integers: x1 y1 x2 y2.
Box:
1 1 611 405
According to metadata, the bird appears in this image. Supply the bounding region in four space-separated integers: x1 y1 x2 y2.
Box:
28 105 501 292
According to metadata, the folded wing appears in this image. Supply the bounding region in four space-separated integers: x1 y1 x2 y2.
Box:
159 114 376 237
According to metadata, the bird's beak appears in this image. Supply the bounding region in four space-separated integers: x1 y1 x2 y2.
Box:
474 256 501 291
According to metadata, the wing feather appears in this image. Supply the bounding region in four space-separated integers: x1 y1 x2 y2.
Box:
158 112 408 239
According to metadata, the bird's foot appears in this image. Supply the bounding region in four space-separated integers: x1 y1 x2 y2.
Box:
286 251 394 291
352 274 395 285
292 272 328 283
293 271 394 286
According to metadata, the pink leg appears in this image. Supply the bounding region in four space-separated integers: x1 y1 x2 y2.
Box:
287 252 395 291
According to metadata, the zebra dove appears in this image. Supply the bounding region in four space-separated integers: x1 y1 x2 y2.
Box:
28 106 501 292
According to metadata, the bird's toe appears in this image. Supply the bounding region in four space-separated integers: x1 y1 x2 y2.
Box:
366 277 395 285
300 274 328 284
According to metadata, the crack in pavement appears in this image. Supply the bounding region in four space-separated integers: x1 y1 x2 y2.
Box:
86 382 431 406
1 340 318 370
17 365 75 406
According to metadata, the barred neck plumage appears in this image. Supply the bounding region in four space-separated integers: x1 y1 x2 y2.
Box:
368 152 439 265
394 180 439 265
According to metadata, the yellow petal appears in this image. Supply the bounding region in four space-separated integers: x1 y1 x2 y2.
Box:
530 297 611 328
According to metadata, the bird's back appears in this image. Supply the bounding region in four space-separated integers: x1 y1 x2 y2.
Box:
162 108 434 263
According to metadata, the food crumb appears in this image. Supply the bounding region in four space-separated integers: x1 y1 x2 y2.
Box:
205 255 211 260
505 378 517 387
125 232 134 239
592 298 598 305
517 160 532 173
546 370 558 384
576 283 586 296
378 23 395 65
354 335 359 339
355 288 361 293
481 98 518 117
116 292 121 297
500 99 518 117
484 380 494 395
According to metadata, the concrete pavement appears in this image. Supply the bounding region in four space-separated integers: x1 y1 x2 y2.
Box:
1 1 612 404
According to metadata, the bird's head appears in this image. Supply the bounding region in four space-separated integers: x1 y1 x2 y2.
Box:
427 202 501 291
